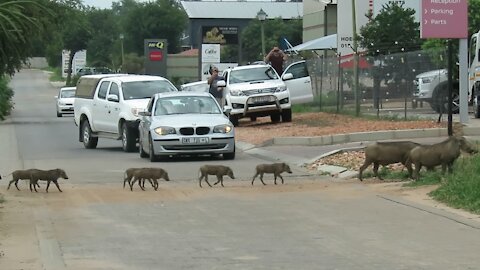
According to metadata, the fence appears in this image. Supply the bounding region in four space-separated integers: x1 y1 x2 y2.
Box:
290 48 451 120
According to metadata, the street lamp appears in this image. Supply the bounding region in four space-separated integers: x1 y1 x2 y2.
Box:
119 34 125 72
257 8 267 57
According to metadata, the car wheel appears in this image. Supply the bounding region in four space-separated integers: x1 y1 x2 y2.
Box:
250 116 257 121
57 112 62 117
270 113 281 123
223 144 235 160
229 115 239 126
82 120 98 149
139 136 148 158
431 81 459 114
149 136 159 162
281 109 292 122
121 123 136 152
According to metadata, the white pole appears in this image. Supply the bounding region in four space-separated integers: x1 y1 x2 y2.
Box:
459 38 469 123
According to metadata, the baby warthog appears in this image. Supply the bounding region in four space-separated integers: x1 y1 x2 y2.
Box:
198 165 235 188
29 168 69 192
7 169 42 191
358 141 421 181
252 162 292 185
129 167 170 191
406 136 478 180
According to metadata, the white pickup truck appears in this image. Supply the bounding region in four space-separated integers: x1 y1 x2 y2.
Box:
74 74 178 152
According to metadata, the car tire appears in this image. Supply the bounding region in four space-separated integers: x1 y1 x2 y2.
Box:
281 109 292 122
223 144 235 160
250 116 257 121
139 137 148 158
57 112 62 117
229 115 239 126
121 123 136 152
270 113 281 123
82 120 98 149
431 81 459 114
149 136 159 162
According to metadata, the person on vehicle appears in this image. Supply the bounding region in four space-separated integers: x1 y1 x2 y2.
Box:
264 46 287 76
207 66 225 109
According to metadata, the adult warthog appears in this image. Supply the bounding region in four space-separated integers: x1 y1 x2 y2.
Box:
358 141 420 181
405 136 478 180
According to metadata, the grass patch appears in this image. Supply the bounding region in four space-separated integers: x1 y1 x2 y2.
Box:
42 66 65 82
402 171 442 187
362 167 411 182
429 155 480 214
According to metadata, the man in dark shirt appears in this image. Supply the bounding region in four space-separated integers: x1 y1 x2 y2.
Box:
207 66 225 109
264 46 287 76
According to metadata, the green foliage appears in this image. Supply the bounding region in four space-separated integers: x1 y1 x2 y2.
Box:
241 17 302 63
123 53 144 74
429 155 480 214
0 0 51 76
0 75 14 120
402 171 442 187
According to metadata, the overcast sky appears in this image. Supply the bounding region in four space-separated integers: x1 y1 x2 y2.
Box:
82 0 149 9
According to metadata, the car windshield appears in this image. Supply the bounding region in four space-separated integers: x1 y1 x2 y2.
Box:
60 89 76 98
154 96 221 116
229 66 279 84
122 80 178 100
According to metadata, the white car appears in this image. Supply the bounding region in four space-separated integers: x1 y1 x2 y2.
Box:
413 69 459 113
218 61 314 126
55 86 76 117
138 92 235 161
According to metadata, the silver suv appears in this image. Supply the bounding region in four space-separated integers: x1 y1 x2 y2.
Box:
413 69 459 113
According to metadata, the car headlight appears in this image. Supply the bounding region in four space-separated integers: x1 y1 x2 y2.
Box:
154 126 176 135
58 101 66 105
230 90 245 96
275 85 287 92
213 124 233 134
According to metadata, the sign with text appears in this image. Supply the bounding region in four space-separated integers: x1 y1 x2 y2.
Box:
421 0 468 38
144 39 167 76
201 44 220 63
202 26 238 45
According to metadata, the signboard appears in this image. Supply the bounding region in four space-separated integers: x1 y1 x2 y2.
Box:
202 26 238 45
336 1 370 56
201 44 220 63
421 0 468 38
144 39 167 77
61 50 86 78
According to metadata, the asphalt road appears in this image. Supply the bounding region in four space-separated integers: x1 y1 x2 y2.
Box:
1 70 480 270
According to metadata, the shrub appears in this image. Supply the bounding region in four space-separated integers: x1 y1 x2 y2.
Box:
0 75 14 120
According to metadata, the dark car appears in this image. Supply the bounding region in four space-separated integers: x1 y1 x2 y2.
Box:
76 67 113 76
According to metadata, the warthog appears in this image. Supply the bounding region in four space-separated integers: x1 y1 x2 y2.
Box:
358 141 421 181
129 168 170 191
252 162 292 185
406 136 478 180
29 168 69 192
123 168 158 190
198 165 235 188
7 169 42 191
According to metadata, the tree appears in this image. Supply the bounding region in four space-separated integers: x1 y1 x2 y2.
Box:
119 0 188 56
241 18 302 63
0 0 50 76
359 2 421 109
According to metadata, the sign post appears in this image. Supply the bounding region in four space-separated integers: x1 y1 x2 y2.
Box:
421 0 468 135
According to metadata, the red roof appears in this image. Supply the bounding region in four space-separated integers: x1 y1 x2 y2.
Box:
178 49 198 56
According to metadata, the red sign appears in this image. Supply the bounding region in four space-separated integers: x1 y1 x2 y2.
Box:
149 51 163 61
421 0 468 39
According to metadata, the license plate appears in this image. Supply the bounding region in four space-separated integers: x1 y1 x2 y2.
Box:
249 96 274 104
182 137 209 144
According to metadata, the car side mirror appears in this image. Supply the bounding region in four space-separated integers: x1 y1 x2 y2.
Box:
107 94 119 102
282 73 294 81
139 111 151 117
217 80 226 87
223 105 232 115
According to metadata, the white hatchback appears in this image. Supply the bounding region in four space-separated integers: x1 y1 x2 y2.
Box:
55 86 76 117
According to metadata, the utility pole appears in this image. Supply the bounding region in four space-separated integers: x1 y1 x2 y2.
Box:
351 0 360 116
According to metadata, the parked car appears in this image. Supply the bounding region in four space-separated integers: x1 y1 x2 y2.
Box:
180 80 209 92
138 92 235 161
55 86 76 117
413 68 460 113
76 66 113 77
218 60 314 126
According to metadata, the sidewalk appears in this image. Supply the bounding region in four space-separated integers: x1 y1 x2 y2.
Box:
237 118 480 178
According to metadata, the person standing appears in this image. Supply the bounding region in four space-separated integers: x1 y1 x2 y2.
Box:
207 66 225 109
264 46 287 76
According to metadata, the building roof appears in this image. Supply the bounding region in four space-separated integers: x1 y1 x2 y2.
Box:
180 1 303 19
